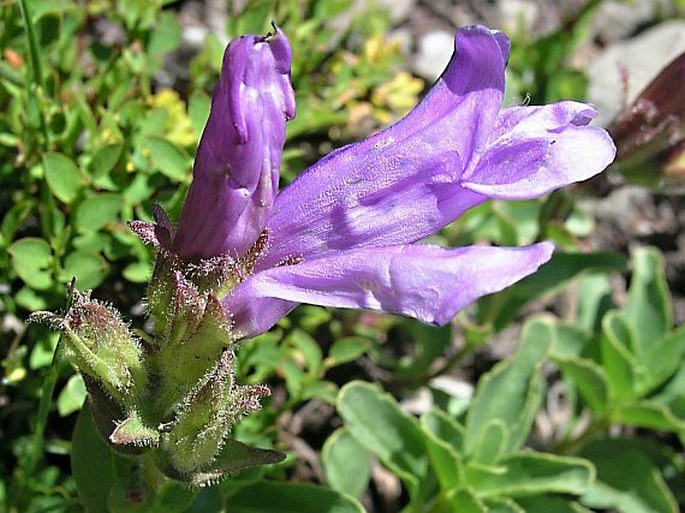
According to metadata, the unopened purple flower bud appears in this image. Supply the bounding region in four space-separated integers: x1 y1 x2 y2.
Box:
173 24 295 261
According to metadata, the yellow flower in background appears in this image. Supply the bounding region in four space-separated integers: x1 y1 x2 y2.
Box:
148 89 196 147
363 33 401 64
372 71 424 124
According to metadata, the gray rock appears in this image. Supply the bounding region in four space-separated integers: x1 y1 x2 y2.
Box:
587 20 685 126
591 0 678 42
497 0 540 35
377 0 416 23
414 30 455 81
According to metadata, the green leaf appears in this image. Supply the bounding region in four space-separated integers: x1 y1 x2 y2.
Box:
28 0 76 19
1 199 35 244
147 11 181 55
601 311 640 400
491 251 627 330
652 359 685 415
188 92 210 136
30 332 59 370
625 247 671 355
123 261 152 283
225 481 365 513
89 143 123 185
516 497 591 513
61 250 108 289
56 373 86 416
493 200 542 245
396 321 452 380
421 408 465 453
227 0 272 36
73 232 111 254
445 488 487 513
642 325 685 393
420 409 464 491
322 428 370 499
548 321 592 360
149 481 197 513
186 487 223 513
15 286 50 310
485 498 526 513
614 401 685 432
282 359 304 397
286 329 323 375
577 273 613 333
106 453 196 512
313 0 355 17
464 452 594 498
470 419 508 465
123 172 154 204
43 152 83 204
71 407 115 513
325 337 369 368
300 379 338 404
145 136 191 181
580 439 678 513
465 317 552 457
337 381 427 499
74 193 123 233
554 356 611 413
9 237 53 290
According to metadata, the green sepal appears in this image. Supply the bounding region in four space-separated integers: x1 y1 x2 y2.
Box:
84 375 148 457
157 437 285 486
162 350 270 474
164 269 204 349
147 291 233 419
32 285 146 405
146 251 179 342
110 410 161 448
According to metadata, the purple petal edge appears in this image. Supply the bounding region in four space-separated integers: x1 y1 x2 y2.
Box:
225 242 554 339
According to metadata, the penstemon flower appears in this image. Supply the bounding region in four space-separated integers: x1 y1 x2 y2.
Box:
170 24 615 339
34 23 615 485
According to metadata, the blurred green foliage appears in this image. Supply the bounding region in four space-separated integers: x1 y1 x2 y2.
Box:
1 0 685 512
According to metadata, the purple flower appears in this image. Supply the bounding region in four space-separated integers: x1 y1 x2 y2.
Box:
174 25 616 340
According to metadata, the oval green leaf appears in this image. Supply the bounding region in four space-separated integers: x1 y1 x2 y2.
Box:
57 373 86 417
337 381 427 496
322 428 370 499
43 152 83 204
225 480 364 513
71 407 115 513
74 193 123 233
9 237 53 290
145 136 191 181
61 250 109 289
